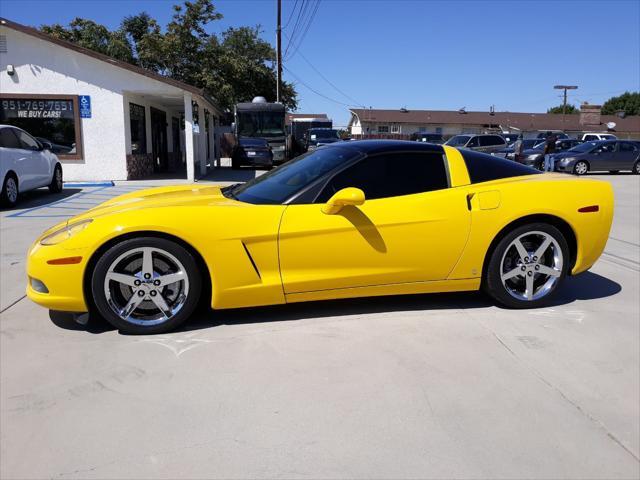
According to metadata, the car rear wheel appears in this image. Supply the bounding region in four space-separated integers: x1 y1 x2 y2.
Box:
633 161 640 174
91 237 202 334
49 164 63 193
483 223 568 309
1 174 19 208
573 161 589 175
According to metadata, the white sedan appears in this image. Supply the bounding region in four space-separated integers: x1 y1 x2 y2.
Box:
0 125 63 208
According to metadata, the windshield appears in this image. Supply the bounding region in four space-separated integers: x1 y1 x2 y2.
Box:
227 146 361 204
308 129 340 144
237 111 285 138
568 141 597 153
445 135 471 146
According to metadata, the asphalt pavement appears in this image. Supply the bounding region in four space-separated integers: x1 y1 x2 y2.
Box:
1 171 638 479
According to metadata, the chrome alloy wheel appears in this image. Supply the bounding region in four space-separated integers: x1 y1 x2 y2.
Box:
6 177 18 203
574 161 588 175
500 230 563 301
103 247 189 326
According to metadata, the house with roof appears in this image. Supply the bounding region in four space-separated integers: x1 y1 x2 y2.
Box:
0 18 223 182
349 106 640 140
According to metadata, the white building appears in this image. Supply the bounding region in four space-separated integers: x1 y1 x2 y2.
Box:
0 18 222 182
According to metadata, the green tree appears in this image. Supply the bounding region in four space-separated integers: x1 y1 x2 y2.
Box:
39 0 297 112
42 18 134 63
547 104 578 114
601 91 640 116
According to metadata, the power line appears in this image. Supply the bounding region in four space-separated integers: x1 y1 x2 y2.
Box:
284 0 320 61
283 0 300 30
284 65 358 107
284 31 364 107
283 0 310 59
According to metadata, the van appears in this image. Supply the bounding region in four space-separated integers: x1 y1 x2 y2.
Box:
444 134 507 154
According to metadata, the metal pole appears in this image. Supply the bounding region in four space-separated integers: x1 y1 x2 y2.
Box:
276 0 282 103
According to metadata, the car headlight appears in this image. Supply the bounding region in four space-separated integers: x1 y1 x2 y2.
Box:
559 157 574 164
40 219 93 245
272 145 285 151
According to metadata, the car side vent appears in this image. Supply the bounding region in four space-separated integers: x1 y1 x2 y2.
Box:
241 242 261 280
0 35 7 53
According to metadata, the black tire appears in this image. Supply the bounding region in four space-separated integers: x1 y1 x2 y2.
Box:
1 174 19 208
633 161 640 175
483 223 569 309
91 237 202 334
49 164 63 193
573 161 589 175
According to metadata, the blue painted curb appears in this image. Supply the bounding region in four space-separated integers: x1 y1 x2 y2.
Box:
64 181 114 188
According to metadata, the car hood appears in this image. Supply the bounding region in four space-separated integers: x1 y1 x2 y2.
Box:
553 151 584 160
522 148 543 155
70 184 237 222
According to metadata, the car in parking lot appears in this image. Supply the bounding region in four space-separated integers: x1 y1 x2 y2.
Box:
410 132 444 144
1 125 63 208
231 137 274 169
519 139 583 169
444 134 507 153
492 139 543 159
306 128 342 151
554 140 640 175
581 133 617 141
26 140 614 334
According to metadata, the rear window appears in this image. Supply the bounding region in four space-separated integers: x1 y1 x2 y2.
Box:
460 150 541 183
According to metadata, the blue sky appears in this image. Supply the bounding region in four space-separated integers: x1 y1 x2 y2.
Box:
1 0 638 126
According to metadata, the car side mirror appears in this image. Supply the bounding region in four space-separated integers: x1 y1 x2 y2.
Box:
321 187 365 215
41 141 52 151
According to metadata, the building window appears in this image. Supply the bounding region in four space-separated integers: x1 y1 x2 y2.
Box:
129 103 147 155
0 94 83 160
390 124 400 134
435 127 442 134
377 125 389 133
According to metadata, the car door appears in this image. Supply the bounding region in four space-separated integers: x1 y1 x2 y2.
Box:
278 151 471 294
616 142 638 170
588 142 614 170
466 136 480 150
13 129 51 188
0 127 23 183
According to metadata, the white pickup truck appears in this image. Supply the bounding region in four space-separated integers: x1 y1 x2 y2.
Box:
581 133 618 141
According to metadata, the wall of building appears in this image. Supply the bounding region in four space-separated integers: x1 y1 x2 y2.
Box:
0 27 214 181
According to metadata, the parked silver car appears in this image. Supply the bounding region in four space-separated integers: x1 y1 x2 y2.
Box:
444 134 507 154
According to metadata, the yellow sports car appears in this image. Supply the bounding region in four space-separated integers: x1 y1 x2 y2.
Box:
27 141 614 334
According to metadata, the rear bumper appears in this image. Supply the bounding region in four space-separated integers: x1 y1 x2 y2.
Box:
26 241 89 312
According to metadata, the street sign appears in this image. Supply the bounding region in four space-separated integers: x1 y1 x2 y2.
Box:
79 95 91 118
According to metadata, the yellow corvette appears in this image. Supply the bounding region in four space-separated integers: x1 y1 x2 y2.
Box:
27 141 614 334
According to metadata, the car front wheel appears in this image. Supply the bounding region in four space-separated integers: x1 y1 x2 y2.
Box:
1 174 19 208
573 161 589 175
483 223 569 309
633 161 640 175
91 237 202 334
49 164 63 193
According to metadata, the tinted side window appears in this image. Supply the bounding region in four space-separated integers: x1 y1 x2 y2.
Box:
15 129 40 150
480 136 504 147
620 142 637 152
461 149 541 183
317 152 449 202
467 137 479 147
0 128 21 149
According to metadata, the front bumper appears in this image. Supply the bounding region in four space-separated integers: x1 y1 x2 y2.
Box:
26 241 89 312
241 152 273 167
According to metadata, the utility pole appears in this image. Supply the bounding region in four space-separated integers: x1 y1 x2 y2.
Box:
554 85 578 123
276 0 282 103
